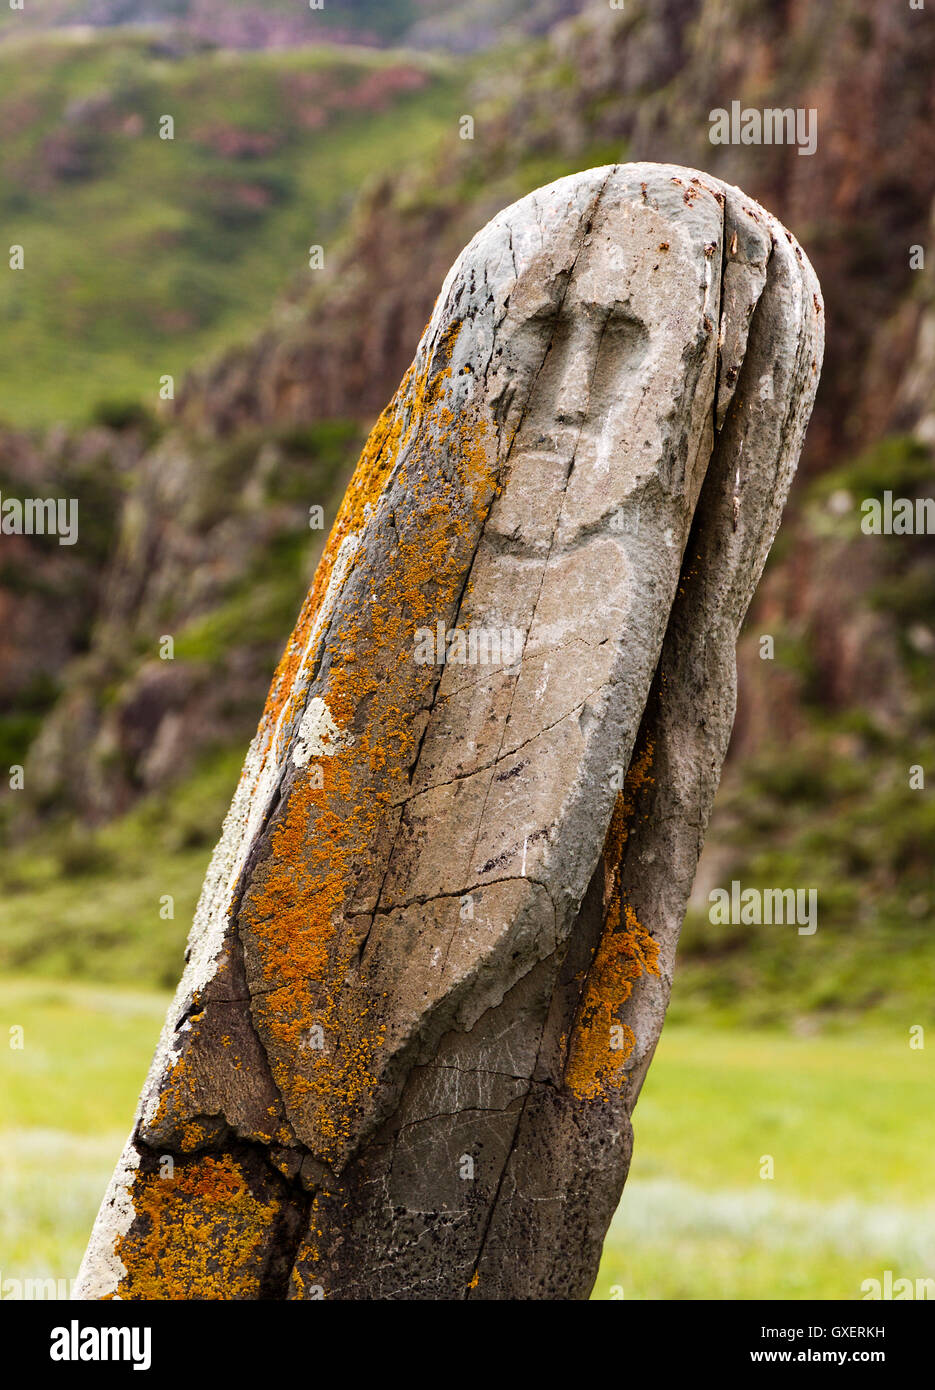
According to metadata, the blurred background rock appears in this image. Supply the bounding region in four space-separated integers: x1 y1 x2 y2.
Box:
0 0 932 1299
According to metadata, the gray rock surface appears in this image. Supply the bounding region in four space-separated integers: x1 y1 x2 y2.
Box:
76 162 823 1301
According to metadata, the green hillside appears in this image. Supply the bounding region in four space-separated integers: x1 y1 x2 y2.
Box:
0 0 565 48
0 31 464 424
0 0 423 45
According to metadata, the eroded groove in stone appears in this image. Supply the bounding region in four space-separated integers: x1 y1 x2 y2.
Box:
76 163 822 1302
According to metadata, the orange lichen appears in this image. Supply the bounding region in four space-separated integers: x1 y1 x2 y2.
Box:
115 1154 279 1299
147 1018 284 1151
180 1121 211 1154
564 738 659 1102
237 320 500 1163
148 1050 198 1141
289 1194 330 1298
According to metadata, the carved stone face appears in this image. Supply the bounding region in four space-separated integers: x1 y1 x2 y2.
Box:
487 168 723 559
143 168 733 1168
401 171 726 904
247 168 732 1160
77 163 823 1302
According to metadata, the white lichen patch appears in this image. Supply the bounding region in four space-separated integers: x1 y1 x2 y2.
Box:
72 1135 140 1299
292 696 351 767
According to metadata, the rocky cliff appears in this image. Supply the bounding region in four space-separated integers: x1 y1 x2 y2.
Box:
2 0 932 1020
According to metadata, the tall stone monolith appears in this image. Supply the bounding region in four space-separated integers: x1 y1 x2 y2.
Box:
76 163 823 1300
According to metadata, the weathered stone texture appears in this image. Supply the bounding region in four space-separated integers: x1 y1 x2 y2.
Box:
77 163 822 1300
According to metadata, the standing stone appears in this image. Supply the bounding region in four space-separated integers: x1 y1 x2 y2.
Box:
76 163 822 1301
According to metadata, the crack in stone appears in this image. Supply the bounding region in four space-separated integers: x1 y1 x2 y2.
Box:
77 163 822 1304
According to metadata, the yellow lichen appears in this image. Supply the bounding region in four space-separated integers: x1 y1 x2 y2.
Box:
238 320 500 1163
564 738 659 1102
115 1154 279 1300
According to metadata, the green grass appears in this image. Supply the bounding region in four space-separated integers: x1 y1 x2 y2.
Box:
0 977 166 1133
0 746 241 987
1 977 931 1297
0 31 465 424
0 977 167 1286
594 1027 935 1299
